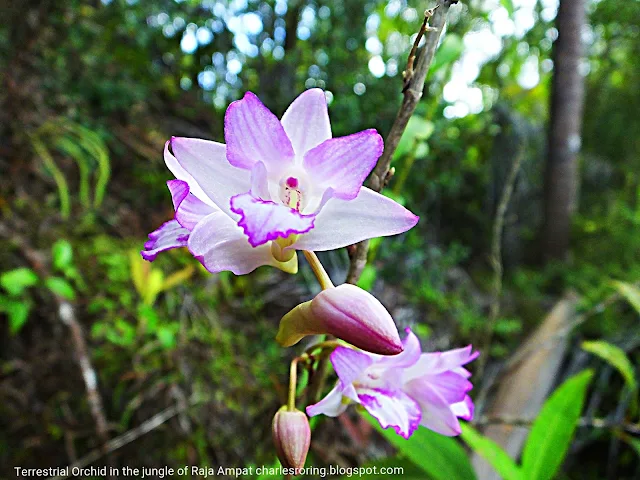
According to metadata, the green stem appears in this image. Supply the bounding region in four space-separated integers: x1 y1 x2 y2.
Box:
287 356 302 411
302 251 334 290
304 340 341 358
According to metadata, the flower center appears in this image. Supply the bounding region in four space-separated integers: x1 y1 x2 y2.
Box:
280 176 304 211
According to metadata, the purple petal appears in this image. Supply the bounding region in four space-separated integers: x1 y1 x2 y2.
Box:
164 141 213 205
377 327 422 370
294 187 419 251
224 91 295 172
229 192 316 247
188 211 279 274
451 395 474 421
357 387 422 439
169 137 251 217
302 129 383 200
426 371 473 404
306 384 349 418
404 381 463 436
281 88 332 158
167 180 216 230
141 220 190 262
330 346 374 387
404 346 479 384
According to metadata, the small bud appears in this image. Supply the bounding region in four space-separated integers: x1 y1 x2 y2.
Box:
276 284 403 355
272 407 311 471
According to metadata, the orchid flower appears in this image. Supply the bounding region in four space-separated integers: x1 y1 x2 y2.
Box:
306 328 479 438
141 89 418 275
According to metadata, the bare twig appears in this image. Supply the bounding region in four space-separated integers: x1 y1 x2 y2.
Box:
403 6 440 90
346 1 458 284
476 149 524 376
474 415 640 435
47 399 201 480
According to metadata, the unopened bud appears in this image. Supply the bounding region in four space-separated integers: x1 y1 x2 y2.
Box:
272 407 311 471
276 284 403 355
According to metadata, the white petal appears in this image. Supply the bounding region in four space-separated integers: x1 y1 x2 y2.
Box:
306 384 349 418
170 137 251 217
187 211 277 275
281 88 332 159
294 187 419 251
164 141 213 206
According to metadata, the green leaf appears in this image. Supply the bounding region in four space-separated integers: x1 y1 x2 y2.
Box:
52 239 74 271
500 0 515 16
460 424 521 480
428 34 464 79
45 277 76 300
0 268 39 296
157 326 176 349
521 370 594 480
394 116 434 160
625 435 640 458
0 298 31 334
611 280 640 314
144 269 164 305
365 413 476 480
357 265 377 291
582 340 637 392
582 340 638 415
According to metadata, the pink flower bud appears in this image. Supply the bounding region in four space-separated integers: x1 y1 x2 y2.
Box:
272 408 311 471
276 284 403 355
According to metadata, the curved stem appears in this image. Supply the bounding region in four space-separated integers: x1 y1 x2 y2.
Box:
302 251 334 290
287 355 306 411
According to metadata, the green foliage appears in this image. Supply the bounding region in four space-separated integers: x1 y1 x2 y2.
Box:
45 277 76 300
521 370 594 480
460 424 521 480
51 240 73 271
582 340 638 416
582 341 637 394
0 268 39 296
428 34 464 79
0 298 31 335
30 118 110 218
366 413 476 480
357 264 377 291
611 280 640 315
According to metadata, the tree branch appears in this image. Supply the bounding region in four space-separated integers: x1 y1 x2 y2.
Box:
346 1 458 284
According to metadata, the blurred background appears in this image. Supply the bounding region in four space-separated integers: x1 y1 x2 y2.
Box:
1 0 638 478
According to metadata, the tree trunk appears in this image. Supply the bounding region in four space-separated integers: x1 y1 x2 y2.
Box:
541 0 587 261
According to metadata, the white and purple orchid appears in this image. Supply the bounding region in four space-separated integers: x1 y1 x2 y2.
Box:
306 329 479 438
141 89 419 274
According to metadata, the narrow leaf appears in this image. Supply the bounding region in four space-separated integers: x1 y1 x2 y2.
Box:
460 424 521 480
365 413 476 480
582 340 637 392
160 265 195 292
612 280 640 315
521 370 594 480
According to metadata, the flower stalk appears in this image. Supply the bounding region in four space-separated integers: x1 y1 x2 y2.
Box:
302 250 334 290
